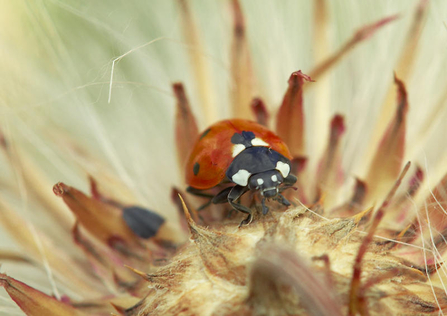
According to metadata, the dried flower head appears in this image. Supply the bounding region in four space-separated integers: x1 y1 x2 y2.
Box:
1 1 447 316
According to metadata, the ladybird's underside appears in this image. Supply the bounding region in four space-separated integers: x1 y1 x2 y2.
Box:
125 207 447 316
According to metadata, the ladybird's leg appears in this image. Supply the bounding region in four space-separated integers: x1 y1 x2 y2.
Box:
261 197 269 215
186 186 215 211
211 186 234 204
227 185 252 226
276 194 291 207
186 186 215 199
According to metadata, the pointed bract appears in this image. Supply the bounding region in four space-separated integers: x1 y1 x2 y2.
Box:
173 83 199 171
0 273 87 316
276 70 313 157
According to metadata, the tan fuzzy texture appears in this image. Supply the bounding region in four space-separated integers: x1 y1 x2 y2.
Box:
123 207 447 315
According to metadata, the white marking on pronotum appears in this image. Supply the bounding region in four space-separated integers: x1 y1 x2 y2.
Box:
232 169 251 186
276 161 290 177
251 138 268 147
257 178 264 185
232 144 246 157
271 174 278 182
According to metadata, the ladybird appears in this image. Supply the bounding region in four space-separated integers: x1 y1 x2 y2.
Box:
186 119 297 225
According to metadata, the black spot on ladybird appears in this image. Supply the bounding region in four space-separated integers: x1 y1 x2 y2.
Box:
231 131 256 147
200 128 211 139
193 162 200 175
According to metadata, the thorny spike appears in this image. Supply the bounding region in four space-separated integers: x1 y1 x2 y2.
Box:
348 209 384 316
178 193 196 233
230 0 254 119
365 76 408 204
179 194 248 285
251 97 269 126
125 265 151 282
173 83 199 170
309 15 398 80
177 0 217 123
276 70 314 157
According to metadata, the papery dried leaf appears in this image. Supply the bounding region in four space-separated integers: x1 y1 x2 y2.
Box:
276 71 313 157
72 223 138 290
251 97 269 126
53 182 143 252
372 1 428 151
178 0 217 123
0 273 87 316
316 115 345 204
420 173 447 235
173 82 199 169
0 250 32 263
0 141 73 231
331 178 367 217
365 75 408 203
310 15 398 80
230 0 254 119
249 246 342 316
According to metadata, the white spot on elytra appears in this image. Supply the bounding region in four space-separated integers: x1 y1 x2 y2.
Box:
257 178 264 185
271 174 278 182
276 161 290 178
232 169 251 186
251 138 268 147
232 144 246 157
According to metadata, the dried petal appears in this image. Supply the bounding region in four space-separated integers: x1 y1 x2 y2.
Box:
251 97 269 126
178 0 217 123
310 15 398 80
173 83 199 169
365 75 408 203
53 182 143 251
249 246 342 316
0 273 87 316
230 0 254 119
370 2 428 165
316 114 345 203
276 71 314 157
0 199 105 296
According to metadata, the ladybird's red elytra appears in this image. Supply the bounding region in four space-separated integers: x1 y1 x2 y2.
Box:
186 119 297 226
